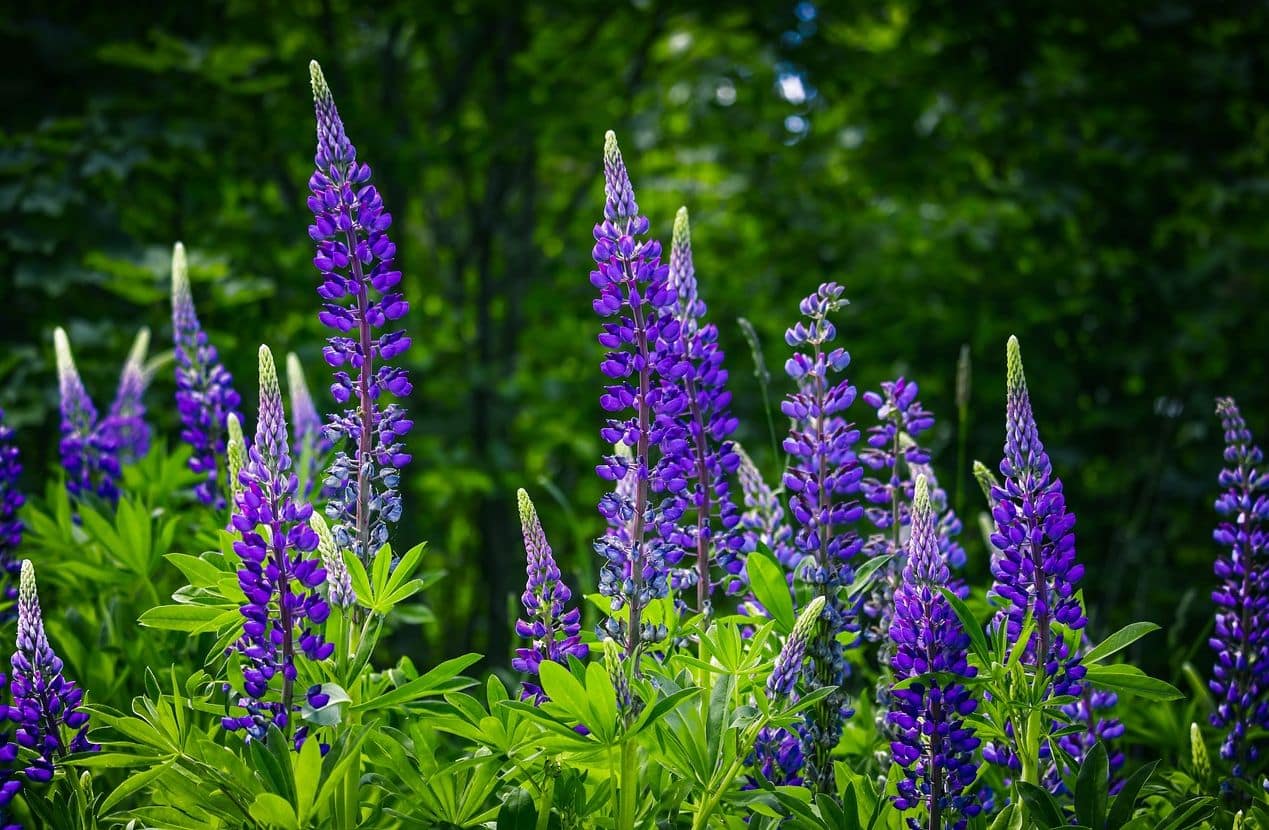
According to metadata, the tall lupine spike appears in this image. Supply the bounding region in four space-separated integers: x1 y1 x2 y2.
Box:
172 241 243 508
223 346 332 749
1209 396 1269 783
0 411 22 604
780 282 864 793
988 337 1085 690
860 378 965 642
749 595 827 788
54 327 120 502
592 131 680 657
658 207 743 612
104 327 152 464
310 512 355 609
309 60 412 566
225 413 247 508
286 353 332 499
10 560 98 785
513 489 588 702
888 477 981 830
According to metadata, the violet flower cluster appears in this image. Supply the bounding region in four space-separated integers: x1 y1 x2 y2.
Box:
1056 686 1125 793
513 489 588 702
9 560 98 785
54 328 120 503
223 346 332 748
591 131 682 654
987 337 1085 695
780 282 864 792
103 328 151 465
660 208 743 611
888 476 980 830
860 378 966 639
172 242 243 508
0 412 22 604
309 61 412 564
1209 396 1269 779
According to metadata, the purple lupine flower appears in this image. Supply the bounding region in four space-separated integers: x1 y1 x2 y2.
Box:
591 131 682 656
658 207 743 612
1210 396 1269 780
781 282 865 792
223 346 332 749
1056 686 1125 794
308 61 413 565
513 489 588 702
286 352 333 500
0 412 22 604
54 328 120 503
860 378 966 641
103 327 151 465
10 560 98 785
172 242 243 508
888 476 980 830
988 336 1085 695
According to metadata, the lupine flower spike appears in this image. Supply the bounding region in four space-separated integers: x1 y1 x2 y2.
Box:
888 476 981 830
768 595 827 699
223 346 332 749
286 352 332 499
310 512 355 610
988 337 1085 692
225 413 247 509
10 560 98 785
781 282 864 792
54 327 120 502
1209 397 1269 783
513 489 587 702
0 412 22 603
592 131 680 656
104 327 151 464
309 60 412 565
172 241 243 508
660 207 742 612
735 442 795 575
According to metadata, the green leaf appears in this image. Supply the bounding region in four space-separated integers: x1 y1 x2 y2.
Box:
496 788 538 830
249 793 298 830
939 587 990 664
747 550 794 632
1016 782 1063 830
1106 760 1157 830
1084 664 1183 701
300 682 352 727
539 661 592 725
137 603 232 633
1082 622 1160 665
631 687 700 736
164 552 223 587
1073 741 1109 829
349 653 481 712
100 761 170 814
986 803 1022 830
345 550 374 609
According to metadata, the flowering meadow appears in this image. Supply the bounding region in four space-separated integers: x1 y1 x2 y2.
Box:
0 57 1266 830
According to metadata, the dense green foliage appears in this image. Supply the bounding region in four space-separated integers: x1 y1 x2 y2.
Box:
3 0 1267 680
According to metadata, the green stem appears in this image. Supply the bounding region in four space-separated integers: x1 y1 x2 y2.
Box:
536 771 555 830
619 740 638 830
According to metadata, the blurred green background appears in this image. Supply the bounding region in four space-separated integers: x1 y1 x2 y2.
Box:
2 1 1266 673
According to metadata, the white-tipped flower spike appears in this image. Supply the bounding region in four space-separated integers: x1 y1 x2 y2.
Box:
105 327 152 463
310 512 355 609
172 241 243 508
54 327 119 501
767 595 827 699
1190 722 1210 782
225 413 246 508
